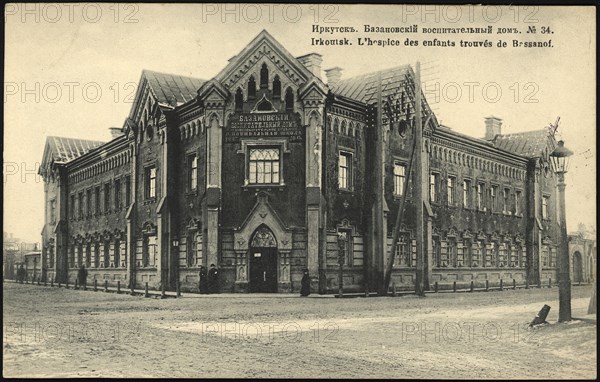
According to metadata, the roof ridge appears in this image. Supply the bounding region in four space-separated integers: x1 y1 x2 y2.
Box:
142 69 205 82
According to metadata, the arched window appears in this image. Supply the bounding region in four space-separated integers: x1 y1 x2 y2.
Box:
285 87 294 112
260 63 268 88
248 76 256 99
235 88 243 112
272 75 281 98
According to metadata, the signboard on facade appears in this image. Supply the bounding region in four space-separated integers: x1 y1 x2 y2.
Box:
225 113 303 143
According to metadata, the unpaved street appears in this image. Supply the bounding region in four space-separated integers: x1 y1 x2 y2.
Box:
3 282 596 378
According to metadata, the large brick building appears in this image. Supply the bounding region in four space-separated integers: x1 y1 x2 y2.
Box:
39 30 564 293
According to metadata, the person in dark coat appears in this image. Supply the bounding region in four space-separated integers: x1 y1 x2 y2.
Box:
207 264 219 294
17 265 25 283
300 268 311 297
199 266 208 294
77 265 88 289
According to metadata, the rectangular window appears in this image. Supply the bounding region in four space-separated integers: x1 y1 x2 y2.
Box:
515 190 522 215
542 196 549 219
94 186 101 215
78 192 84 219
125 175 131 206
188 234 197 267
490 185 497 212
248 148 280 185
463 180 470 208
477 183 484 211
145 166 157 199
393 162 406 196
114 179 121 210
429 173 439 202
104 183 110 213
188 155 198 190
396 234 410 267
86 189 92 217
338 152 352 190
143 235 157 266
503 188 510 213
447 176 456 205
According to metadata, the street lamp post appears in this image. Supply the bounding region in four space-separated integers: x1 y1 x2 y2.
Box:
172 237 180 297
337 232 347 298
549 140 574 322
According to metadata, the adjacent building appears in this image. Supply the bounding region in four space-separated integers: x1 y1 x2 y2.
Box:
39 30 570 293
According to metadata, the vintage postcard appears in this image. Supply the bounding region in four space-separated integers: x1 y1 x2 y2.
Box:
3 3 596 379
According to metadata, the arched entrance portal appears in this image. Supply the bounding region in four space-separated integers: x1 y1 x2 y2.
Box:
249 225 278 293
573 251 583 283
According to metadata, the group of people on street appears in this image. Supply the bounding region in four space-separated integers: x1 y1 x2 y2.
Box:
199 264 220 294
16 264 26 283
17 262 312 297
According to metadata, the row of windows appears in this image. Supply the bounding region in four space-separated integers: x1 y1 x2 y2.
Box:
335 153 534 218
67 235 158 269
234 64 295 112
69 176 132 220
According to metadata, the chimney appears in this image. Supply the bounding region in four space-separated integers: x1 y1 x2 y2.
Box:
324 67 343 87
109 127 124 139
484 116 502 140
297 53 323 79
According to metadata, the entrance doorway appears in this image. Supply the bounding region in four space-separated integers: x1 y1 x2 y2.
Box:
249 225 278 293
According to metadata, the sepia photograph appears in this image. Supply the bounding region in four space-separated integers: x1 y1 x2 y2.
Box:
3 3 597 379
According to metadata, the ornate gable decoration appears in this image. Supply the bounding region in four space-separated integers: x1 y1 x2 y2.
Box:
251 225 277 248
251 94 278 113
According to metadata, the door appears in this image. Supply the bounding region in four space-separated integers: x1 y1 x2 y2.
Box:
249 247 278 293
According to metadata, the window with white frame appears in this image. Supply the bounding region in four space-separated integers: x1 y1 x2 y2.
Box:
447 176 456 205
393 162 406 196
542 195 550 219
338 152 352 190
248 147 280 185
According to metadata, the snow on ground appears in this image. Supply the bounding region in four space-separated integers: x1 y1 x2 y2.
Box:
3 282 596 378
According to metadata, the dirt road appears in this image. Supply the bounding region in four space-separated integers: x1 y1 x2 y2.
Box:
3 282 596 378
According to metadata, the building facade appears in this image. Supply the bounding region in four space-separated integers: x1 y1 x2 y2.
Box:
39 30 565 293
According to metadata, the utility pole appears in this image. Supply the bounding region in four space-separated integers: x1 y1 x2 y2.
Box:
414 61 426 296
375 71 386 295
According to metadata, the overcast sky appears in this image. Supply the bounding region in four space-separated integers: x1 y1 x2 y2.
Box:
4 4 596 242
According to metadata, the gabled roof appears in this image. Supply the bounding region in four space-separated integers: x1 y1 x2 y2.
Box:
213 30 324 90
330 65 438 128
492 129 555 158
45 136 105 164
331 65 411 103
142 70 205 106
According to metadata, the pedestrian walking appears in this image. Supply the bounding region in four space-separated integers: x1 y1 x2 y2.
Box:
207 264 219 294
199 266 208 294
77 264 88 289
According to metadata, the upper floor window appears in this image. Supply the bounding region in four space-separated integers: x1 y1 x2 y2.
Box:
248 76 256 99
125 176 131 206
429 173 439 203
393 162 406 197
104 183 110 213
78 192 84 219
447 176 456 205
114 179 122 210
235 88 243 112
490 185 497 212
188 155 198 190
463 179 471 208
542 195 549 219
503 188 510 213
477 183 484 211
94 186 100 215
260 63 269 88
285 87 294 112
338 151 352 190
145 166 157 199
86 189 92 217
515 190 522 215
248 148 280 185
272 75 281 98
